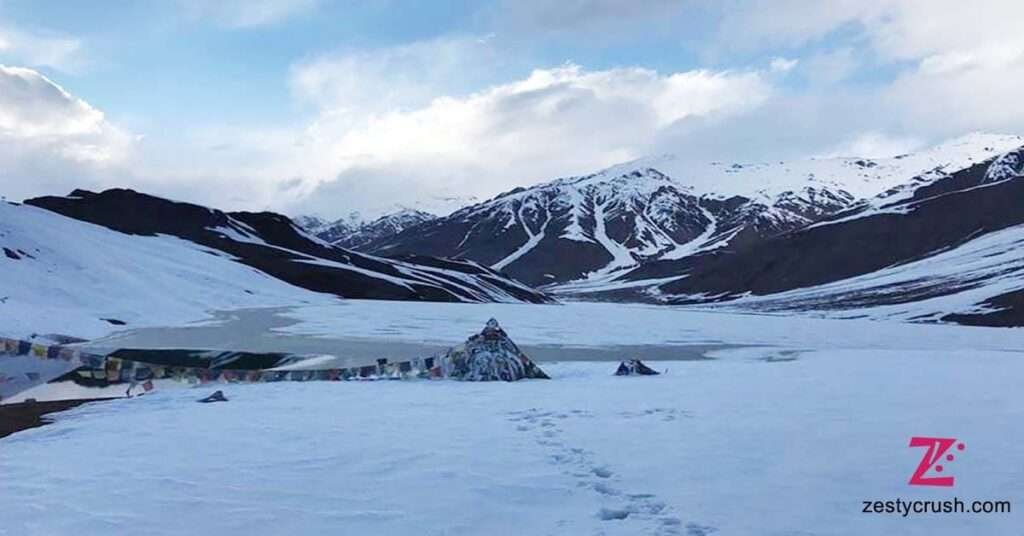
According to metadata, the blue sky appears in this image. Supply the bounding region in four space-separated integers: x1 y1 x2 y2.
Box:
3 1 716 127
2 1 1023 217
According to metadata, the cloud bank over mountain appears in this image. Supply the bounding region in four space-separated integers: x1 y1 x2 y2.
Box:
1 1 1022 217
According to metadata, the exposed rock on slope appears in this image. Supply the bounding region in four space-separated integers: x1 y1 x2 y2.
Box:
655 147 1024 326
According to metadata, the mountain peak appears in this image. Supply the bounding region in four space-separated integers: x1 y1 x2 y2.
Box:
581 132 1024 201
295 207 438 249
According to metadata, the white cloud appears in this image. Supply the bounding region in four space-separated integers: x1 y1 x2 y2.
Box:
290 61 774 216
488 0 687 33
709 0 1024 151
716 0 882 51
797 47 860 86
178 0 320 28
885 54 1024 138
769 57 798 73
717 0 1024 66
290 36 505 113
0 65 136 201
0 67 101 137
6 2 1023 219
278 3 1024 217
15 36 765 215
917 45 1024 77
866 0 1024 63
818 131 925 159
0 26 84 72
866 2 1024 139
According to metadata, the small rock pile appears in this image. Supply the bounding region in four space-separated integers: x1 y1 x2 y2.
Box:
437 319 549 381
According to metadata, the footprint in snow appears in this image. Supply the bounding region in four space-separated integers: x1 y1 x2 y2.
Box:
593 482 619 496
508 408 689 535
685 522 718 535
618 407 692 422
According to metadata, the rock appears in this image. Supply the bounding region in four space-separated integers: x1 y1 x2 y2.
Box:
435 319 549 381
198 390 228 403
615 359 660 376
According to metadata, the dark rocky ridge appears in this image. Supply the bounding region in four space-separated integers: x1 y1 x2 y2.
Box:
26 189 552 304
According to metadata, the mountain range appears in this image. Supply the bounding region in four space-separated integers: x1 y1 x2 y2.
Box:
297 133 1024 326
5 132 1024 332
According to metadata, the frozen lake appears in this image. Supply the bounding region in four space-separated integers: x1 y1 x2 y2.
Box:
81 305 746 366
79 300 1024 364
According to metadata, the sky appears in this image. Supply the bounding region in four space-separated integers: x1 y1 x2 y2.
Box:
2 0 1024 219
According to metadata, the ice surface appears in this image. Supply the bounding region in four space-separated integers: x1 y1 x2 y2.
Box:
277 300 1024 352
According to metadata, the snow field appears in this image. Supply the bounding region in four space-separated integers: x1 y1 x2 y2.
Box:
1 349 1021 535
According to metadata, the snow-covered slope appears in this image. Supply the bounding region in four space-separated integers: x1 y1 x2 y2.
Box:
610 132 1024 201
724 222 1024 325
0 201 330 339
13 189 551 335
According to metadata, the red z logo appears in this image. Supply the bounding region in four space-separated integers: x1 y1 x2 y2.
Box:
908 437 965 487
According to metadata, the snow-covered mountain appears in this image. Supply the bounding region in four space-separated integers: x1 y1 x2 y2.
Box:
10 190 550 329
360 167 851 286
341 209 436 249
0 200 335 339
292 214 331 233
609 132 1021 200
646 144 1024 326
295 197 473 247
300 208 437 249
294 212 365 244
362 134 1024 290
